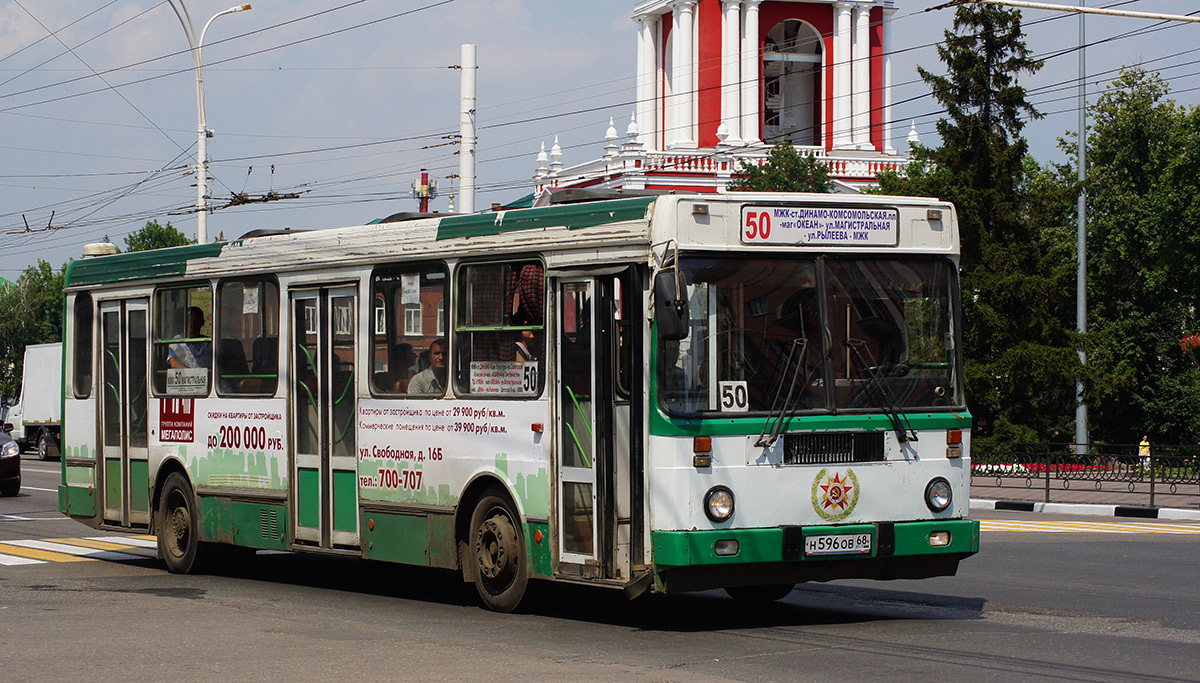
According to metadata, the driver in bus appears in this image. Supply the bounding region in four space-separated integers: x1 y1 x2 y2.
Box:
168 306 212 369
408 338 447 396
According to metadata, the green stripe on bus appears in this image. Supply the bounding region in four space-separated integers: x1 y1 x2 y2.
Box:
648 408 973 437
435 197 655 240
651 519 979 567
195 496 290 550
63 485 96 517
65 242 224 288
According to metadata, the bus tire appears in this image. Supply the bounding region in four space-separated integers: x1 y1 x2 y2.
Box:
724 583 795 603
469 488 528 612
157 472 204 574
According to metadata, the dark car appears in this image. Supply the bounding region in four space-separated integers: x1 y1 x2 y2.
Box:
0 429 19 496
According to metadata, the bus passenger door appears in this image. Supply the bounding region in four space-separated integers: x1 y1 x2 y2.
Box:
99 299 150 527
556 276 635 580
290 286 360 550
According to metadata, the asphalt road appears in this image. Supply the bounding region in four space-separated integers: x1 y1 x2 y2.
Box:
2 453 1197 682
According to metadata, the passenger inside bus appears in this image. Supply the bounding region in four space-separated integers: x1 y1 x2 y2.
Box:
408 338 447 395
168 306 212 369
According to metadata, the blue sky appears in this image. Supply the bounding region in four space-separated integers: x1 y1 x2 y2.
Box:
0 0 1196 276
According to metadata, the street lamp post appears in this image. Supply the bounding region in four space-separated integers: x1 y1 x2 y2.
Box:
168 1 252 244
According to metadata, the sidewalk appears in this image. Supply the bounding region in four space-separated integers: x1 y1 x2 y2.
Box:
970 478 1200 521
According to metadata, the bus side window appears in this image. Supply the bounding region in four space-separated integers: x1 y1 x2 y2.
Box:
454 260 544 397
215 278 280 396
72 292 94 399
152 284 213 396
369 263 447 397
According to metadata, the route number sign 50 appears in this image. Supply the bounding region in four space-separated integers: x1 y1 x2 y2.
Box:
743 210 772 241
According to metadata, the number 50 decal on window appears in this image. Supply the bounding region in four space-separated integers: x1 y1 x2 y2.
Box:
718 381 749 412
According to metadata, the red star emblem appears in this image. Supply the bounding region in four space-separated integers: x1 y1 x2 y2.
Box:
819 473 853 512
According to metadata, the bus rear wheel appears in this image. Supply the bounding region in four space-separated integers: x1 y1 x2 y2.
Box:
157 472 203 574
724 583 795 603
469 489 528 612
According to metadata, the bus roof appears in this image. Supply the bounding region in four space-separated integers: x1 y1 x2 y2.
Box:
64 193 956 290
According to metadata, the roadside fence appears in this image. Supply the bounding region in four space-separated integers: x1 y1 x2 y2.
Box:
970 441 1200 509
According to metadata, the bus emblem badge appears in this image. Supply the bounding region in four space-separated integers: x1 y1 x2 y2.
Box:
811 468 859 522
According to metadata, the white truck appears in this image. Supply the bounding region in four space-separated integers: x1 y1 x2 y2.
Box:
6 343 62 460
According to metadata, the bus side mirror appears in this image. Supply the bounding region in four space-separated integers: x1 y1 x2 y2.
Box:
654 269 690 341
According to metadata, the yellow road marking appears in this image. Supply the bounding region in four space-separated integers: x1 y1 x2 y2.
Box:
0 542 92 563
981 520 1200 534
52 537 146 552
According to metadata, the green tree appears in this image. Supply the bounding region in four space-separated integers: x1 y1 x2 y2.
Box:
728 142 832 193
877 4 1080 443
0 260 65 398
1080 68 1200 443
123 220 193 252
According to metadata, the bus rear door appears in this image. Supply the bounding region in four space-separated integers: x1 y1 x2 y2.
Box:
289 286 360 550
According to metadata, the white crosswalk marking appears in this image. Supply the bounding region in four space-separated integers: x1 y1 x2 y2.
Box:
981 520 1200 534
0 535 159 565
4 539 146 561
88 535 157 549
0 552 44 566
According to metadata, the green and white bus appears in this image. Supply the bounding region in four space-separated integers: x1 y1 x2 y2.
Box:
59 192 978 611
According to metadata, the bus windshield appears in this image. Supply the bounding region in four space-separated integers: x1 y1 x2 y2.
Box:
658 256 962 416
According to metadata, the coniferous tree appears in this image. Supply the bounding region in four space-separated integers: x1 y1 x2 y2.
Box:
877 5 1079 442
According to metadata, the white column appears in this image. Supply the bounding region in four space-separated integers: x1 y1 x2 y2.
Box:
669 1 696 148
740 0 762 144
720 0 742 144
636 16 658 150
883 5 896 154
852 2 871 149
459 43 476 213
832 2 853 149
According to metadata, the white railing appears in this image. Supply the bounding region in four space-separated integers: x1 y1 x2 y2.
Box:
535 145 909 194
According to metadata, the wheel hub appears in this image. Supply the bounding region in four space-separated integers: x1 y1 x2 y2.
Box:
475 514 516 581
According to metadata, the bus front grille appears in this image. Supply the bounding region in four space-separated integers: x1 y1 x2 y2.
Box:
783 432 885 465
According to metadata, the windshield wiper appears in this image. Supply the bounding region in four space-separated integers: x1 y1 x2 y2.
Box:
844 338 918 443
755 338 809 448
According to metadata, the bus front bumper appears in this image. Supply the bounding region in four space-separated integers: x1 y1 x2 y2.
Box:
650 519 979 593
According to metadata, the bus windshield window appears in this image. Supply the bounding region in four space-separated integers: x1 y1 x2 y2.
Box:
658 256 960 416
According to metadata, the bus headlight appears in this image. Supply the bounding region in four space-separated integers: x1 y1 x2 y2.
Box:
704 486 735 522
925 478 952 512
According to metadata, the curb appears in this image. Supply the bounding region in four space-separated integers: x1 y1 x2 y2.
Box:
970 498 1200 521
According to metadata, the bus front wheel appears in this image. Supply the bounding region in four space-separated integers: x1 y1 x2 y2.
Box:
157 472 203 574
469 489 528 612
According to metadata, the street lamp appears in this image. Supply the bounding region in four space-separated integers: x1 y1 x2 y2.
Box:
168 1 252 244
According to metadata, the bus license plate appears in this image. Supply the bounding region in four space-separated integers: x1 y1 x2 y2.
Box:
804 533 872 556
